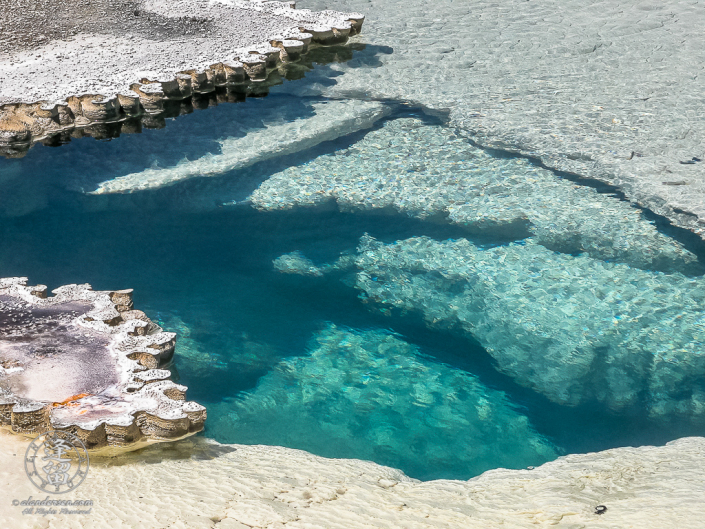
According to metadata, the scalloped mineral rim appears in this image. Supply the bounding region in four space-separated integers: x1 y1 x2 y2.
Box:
0 0 365 150
0 277 206 454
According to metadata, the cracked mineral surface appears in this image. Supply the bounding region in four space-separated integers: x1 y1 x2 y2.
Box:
0 0 361 106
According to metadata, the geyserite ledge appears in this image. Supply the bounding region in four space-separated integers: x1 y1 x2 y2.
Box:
0 277 206 454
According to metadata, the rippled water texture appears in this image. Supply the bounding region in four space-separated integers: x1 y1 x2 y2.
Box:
1 32 704 481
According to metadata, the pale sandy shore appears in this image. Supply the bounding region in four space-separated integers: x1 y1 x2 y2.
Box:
1 429 704 528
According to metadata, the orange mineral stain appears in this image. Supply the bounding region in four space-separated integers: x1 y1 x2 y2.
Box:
52 393 91 407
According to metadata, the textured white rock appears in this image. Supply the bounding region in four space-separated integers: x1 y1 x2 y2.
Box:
206 324 558 479
0 277 205 451
0 429 704 528
252 118 700 274
350 235 705 416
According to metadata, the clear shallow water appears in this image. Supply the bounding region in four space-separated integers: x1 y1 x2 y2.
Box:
1 76 705 480
255 116 705 420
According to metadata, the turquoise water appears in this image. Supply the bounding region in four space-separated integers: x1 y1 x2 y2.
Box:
1 65 704 480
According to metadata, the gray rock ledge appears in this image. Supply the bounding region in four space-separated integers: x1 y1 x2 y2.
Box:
0 277 206 454
0 0 364 154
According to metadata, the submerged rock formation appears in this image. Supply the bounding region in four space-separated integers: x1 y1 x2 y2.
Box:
349 235 705 418
0 0 364 156
208 324 557 479
273 220 705 420
1 427 704 528
0 277 205 453
91 99 390 194
293 0 705 239
252 118 701 275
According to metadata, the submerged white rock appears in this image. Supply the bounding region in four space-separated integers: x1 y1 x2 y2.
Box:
351 235 705 417
252 118 700 274
0 428 703 528
91 100 390 194
294 0 705 237
208 324 557 479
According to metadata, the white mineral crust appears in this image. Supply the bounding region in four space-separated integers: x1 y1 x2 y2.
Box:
290 0 705 238
0 429 703 528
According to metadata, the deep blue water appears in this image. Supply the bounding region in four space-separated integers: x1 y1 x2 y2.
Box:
1 65 705 480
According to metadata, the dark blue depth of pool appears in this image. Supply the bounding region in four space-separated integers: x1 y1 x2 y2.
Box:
1 84 704 481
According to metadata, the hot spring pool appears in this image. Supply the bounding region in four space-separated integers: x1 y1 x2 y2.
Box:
1 68 704 481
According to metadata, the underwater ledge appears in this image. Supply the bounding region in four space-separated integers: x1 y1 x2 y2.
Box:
285 0 705 240
0 429 704 528
0 278 206 454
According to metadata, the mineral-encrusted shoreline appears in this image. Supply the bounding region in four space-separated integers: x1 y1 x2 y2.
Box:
0 0 364 155
0 277 206 454
1 429 704 528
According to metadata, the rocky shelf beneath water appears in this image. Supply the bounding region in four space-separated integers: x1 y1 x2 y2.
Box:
0 277 206 453
0 0 364 156
286 0 705 240
274 232 705 420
